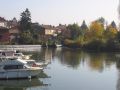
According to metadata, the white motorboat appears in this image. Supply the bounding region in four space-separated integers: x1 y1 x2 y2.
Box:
0 58 42 79
13 52 32 59
0 50 31 59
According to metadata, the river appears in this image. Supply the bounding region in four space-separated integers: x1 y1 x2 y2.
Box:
0 46 120 90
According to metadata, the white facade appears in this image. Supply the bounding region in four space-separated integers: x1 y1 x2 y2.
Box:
0 21 7 28
45 29 56 35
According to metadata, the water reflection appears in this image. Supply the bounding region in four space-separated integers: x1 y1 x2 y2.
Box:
87 53 116 72
0 78 47 90
59 48 83 69
117 59 120 90
57 48 116 71
30 48 117 71
117 70 120 90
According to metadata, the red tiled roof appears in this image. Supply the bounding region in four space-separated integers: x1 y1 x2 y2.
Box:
41 25 56 30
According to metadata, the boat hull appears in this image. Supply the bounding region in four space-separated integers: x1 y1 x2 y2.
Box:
0 68 42 79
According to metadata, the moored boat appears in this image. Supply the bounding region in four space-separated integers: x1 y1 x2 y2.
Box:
0 58 42 79
0 50 31 59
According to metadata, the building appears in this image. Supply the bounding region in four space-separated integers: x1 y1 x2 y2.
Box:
0 17 20 43
9 26 20 41
39 25 57 42
56 24 71 39
41 25 56 35
0 17 7 28
6 17 20 42
7 17 18 28
56 24 67 33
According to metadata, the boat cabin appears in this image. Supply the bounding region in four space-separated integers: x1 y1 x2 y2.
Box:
0 59 27 70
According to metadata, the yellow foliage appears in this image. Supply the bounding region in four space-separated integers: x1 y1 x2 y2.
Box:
108 25 117 35
64 39 74 45
105 25 118 39
64 38 82 46
89 21 104 40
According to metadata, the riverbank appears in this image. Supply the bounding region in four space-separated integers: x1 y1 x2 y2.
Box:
1 44 120 52
0 45 41 51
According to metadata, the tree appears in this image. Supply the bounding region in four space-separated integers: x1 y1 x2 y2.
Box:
67 23 80 39
19 8 31 32
111 21 117 29
80 20 88 35
80 20 88 30
19 31 33 44
117 31 120 42
19 8 33 44
89 21 104 41
96 17 105 25
104 22 118 40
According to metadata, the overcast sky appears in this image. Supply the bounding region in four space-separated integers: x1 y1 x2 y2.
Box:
0 0 119 25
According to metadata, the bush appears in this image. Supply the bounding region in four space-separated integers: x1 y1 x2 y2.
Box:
83 40 105 51
63 39 82 48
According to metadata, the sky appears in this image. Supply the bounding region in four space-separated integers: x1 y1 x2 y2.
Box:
0 0 119 25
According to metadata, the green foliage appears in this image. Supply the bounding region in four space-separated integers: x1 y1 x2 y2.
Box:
83 39 105 51
80 20 88 35
19 31 33 44
67 23 80 39
117 31 120 42
62 18 120 51
111 21 117 28
96 17 105 25
47 39 55 46
63 39 82 48
105 39 120 51
19 8 36 44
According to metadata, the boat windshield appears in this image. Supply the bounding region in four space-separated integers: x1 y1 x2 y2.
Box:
4 65 24 70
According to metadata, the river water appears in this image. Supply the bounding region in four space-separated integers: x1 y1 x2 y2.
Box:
0 46 120 90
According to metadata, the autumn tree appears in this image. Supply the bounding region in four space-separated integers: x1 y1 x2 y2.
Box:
104 21 118 41
89 21 104 41
83 20 105 50
96 17 105 25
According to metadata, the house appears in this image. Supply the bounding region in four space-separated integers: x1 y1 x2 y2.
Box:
6 18 20 42
0 17 7 28
39 25 57 42
7 17 18 29
9 26 20 41
41 25 56 35
0 17 20 43
56 24 71 39
56 24 67 33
